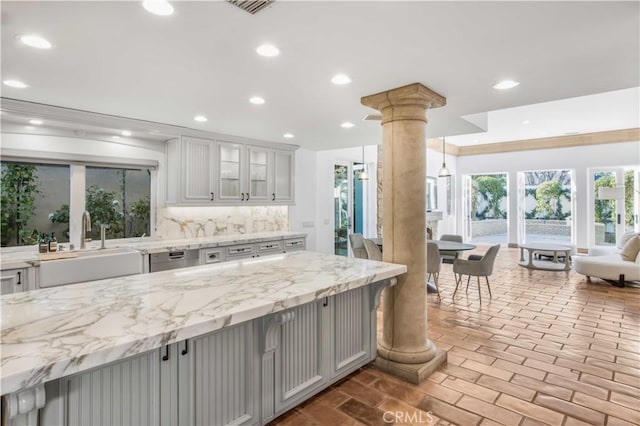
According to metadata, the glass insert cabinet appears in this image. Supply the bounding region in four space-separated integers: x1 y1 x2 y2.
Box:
166 137 295 205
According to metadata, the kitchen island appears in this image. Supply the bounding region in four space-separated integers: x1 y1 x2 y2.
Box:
1 251 405 426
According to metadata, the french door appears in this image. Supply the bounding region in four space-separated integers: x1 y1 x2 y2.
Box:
590 167 639 247
334 161 368 256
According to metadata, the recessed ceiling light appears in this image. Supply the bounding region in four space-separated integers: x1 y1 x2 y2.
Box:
331 74 352 85
256 44 280 57
341 122 355 129
493 80 520 90
522 120 530 125
249 96 265 105
29 119 43 125
194 115 208 122
112 136 121 140
143 0 174 16
19 35 52 49
25 126 35 130
283 133 294 139
3 79 28 88
121 130 132 136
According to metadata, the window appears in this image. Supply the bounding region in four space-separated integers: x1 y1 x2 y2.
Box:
85 167 151 239
521 170 573 244
465 173 509 244
1 159 153 247
1 161 70 246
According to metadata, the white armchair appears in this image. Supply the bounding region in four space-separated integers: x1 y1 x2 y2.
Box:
573 232 640 287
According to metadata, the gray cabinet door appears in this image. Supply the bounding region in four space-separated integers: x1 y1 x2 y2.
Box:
180 322 259 426
182 137 216 203
0 268 25 295
331 287 372 378
275 300 329 415
41 349 161 426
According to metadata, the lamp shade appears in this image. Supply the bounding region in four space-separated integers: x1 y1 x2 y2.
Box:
438 164 451 178
597 186 625 200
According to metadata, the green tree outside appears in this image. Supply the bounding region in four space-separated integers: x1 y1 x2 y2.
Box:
1 163 41 246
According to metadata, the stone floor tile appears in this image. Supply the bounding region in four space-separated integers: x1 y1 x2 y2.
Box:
337 398 390 426
534 393 605 425
456 395 523 425
495 394 564 426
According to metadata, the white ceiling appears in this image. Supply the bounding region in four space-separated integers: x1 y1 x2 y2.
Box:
1 1 638 150
448 87 640 146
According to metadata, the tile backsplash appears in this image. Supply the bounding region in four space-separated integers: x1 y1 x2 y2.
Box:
156 206 289 240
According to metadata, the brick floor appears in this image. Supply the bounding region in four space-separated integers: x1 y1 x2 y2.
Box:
269 247 640 425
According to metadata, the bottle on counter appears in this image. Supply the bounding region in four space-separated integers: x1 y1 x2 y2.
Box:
49 232 58 252
38 233 48 253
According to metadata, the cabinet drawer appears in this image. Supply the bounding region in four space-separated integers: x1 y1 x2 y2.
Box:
284 239 305 251
201 248 225 264
227 244 255 257
258 241 283 253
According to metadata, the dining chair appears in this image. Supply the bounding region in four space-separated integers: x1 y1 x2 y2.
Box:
440 234 463 264
426 241 441 300
453 244 500 303
363 239 383 261
349 233 367 259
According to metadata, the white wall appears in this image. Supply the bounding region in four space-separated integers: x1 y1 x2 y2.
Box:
291 146 378 254
456 141 640 249
288 149 318 251
426 146 457 236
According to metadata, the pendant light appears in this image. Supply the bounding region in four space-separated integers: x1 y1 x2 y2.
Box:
438 137 451 177
358 146 369 181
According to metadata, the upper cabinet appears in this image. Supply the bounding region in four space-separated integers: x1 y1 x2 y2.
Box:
167 136 296 206
273 150 294 203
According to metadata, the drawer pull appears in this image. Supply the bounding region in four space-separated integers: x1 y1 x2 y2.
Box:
162 345 169 361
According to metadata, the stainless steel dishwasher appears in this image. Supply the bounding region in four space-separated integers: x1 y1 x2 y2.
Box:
149 249 199 272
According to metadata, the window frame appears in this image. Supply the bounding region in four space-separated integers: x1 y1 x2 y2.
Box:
1 155 157 246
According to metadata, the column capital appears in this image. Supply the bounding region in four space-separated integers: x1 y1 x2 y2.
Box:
361 83 446 116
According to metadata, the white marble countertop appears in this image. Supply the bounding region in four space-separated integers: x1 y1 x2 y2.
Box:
0 231 307 269
0 251 405 395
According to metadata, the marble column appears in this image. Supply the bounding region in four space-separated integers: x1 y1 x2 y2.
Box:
361 83 447 383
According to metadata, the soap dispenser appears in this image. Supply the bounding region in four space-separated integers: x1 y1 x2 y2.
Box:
49 232 58 252
38 233 48 253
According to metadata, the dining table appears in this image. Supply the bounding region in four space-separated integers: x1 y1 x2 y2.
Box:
368 238 477 293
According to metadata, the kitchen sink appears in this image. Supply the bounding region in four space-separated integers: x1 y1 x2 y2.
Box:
38 247 143 288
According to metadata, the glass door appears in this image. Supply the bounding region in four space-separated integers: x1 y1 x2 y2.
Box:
218 142 243 201
248 146 269 202
519 170 574 244
466 173 509 244
590 167 639 246
334 162 352 256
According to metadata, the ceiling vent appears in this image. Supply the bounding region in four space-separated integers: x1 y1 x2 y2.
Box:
228 0 274 15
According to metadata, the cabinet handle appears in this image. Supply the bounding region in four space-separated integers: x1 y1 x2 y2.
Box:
16 271 21 285
323 297 329 307
246 193 250 201
210 192 215 201
272 193 276 201
241 193 245 201
162 345 169 361
181 340 189 356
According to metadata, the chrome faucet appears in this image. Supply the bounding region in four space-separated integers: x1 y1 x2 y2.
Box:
81 210 91 249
